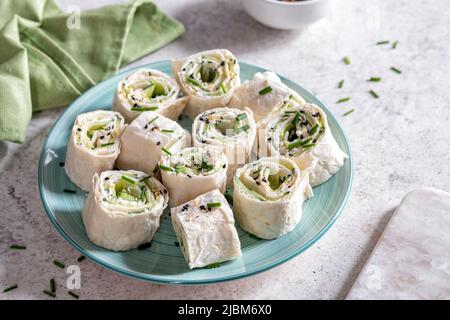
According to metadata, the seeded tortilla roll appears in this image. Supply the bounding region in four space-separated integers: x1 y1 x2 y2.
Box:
113 69 188 123
259 97 348 186
115 111 191 176
65 110 126 191
171 189 242 269
160 146 228 207
233 157 312 239
192 107 256 186
172 49 240 119
82 170 168 251
229 71 306 123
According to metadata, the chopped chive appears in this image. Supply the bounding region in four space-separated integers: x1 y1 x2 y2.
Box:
376 40 390 45
147 116 159 126
77 255 86 262
159 164 173 172
220 83 227 93
390 66 402 74
161 129 175 133
131 106 159 112
343 109 355 117
206 263 221 269
288 137 313 150
392 41 398 49
175 165 188 174
338 79 344 88
68 291 79 299
53 260 65 269
336 97 351 104
161 147 172 156
291 112 300 125
186 77 200 87
43 290 56 298
309 124 320 135
239 124 250 132
10 245 26 250
137 242 152 250
3 285 18 293
367 77 382 82
121 175 136 184
369 89 379 99
207 202 221 209
258 86 273 95
63 189 76 194
342 56 351 65
235 113 248 121
140 176 151 183
50 279 56 293
99 142 114 148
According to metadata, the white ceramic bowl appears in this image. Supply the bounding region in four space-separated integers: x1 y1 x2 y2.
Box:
243 0 331 30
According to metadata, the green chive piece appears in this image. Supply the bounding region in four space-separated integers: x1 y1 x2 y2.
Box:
206 263 221 269
159 164 173 172
392 41 398 49
239 124 250 132
68 291 79 299
288 138 313 150
220 83 227 93
343 109 355 117
131 106 159 112
147 116 159 126
207 202 222 209
336 97 351 104
161 147 172 156
140 176 151 183
338 79 344 88
121 175 136 184
10 245 26 250
161 129 175 133
50 279 56 293
367 77 382 82
63 189 76 194
309 124 320 135
175 165 188 174
390 66 402 74
3 285 18 293
369 89 380 99
376 40 390 45
236 113 247 121
43 290 56 298
77 255 86 262
53 260 65 269
186 77 200 87
99 142 115 148
291 112 300 125
342 56 351 65
259 86 273 95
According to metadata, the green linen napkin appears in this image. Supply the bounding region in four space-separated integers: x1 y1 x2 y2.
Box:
0 0 184 143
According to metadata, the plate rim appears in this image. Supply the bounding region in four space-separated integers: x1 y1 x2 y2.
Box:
38 60 354 285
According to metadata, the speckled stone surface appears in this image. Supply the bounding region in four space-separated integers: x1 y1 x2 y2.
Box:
1 0 450 300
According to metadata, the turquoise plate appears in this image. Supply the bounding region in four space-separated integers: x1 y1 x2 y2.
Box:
38 60 353 284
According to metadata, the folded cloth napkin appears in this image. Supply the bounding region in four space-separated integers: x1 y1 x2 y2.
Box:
0 0 184 143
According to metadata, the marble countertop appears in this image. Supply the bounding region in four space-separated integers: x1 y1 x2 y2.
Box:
1 0 449 300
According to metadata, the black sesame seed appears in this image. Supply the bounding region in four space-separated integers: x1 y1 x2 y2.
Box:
222 164 226 168
256 181 261 185
59 162 65 167
163 189 167 194
156 141 161 146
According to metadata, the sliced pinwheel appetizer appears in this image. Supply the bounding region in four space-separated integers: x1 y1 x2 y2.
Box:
229 71 305 122
171 189 242 269
160 146 228 207
82 170 168 251
172 49 240 119
115 111 190 176
192 107 257 186
113 69 188 123
259 97 348 186
65 110 126 191
233 157 312 240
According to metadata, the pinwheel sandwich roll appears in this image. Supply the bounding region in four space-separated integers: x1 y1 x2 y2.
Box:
229 71 305 122
116 111 190 176
171 189 241 269
65 110 126 191
233 157 312 240
82 170 168 251
160 146 228 207
172 49 240 119
192 107 256 186
260 98 348 186
113 69 188 123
